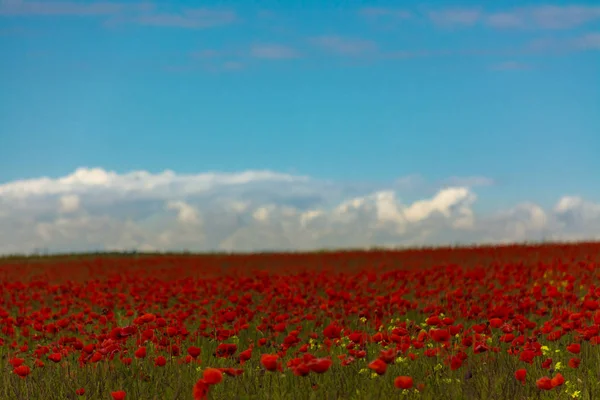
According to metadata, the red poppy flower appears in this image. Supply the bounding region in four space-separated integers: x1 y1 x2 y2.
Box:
323 323 343 340
134 347 146 359
379 348 397 364
261 354 282 372
566 343 581 354
111 391 126 400
13 365 31 378
9 357 24 367
193 379 209 400
187 346 201 359
140 313 156 323
308 358 332 373
367 359 387 375
239 348 252 364
215 343 237 358
154 356 167 367
488 318 503 329
514 369 526 384
394 376 413 389
202 368 223 385
48 353 62 363
519 350 535 364
551 373 565 388
220 367 244 376
541 358 552 369
293 363 311 376
568 357 581 368
536 377 553 391
430 329 450 343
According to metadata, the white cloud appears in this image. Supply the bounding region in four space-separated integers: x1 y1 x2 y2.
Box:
487 203 548 242
252 206 271 222
403 187 475 223
553 196 600 236
59 194 80 214
0 167 307 198
0 167 598 254
166 200 200 224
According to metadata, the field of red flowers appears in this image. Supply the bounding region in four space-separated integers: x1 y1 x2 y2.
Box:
2 242 600 399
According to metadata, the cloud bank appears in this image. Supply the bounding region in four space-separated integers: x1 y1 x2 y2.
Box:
3 2 600 33
0 1 237 29
0 167 599 255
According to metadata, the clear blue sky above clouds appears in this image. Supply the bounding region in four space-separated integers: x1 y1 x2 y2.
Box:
0 0 599 253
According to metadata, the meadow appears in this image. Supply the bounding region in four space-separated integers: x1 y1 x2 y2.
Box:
1 242 600 399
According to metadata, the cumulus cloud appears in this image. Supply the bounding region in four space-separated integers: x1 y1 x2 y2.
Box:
166 201 200 225
553 196 600 238
58 194 80 214
0 167 598 254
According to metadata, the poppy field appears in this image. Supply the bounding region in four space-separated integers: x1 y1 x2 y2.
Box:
2 242 600 399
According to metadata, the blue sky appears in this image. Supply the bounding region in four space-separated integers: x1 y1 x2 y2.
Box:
0 1 599 253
